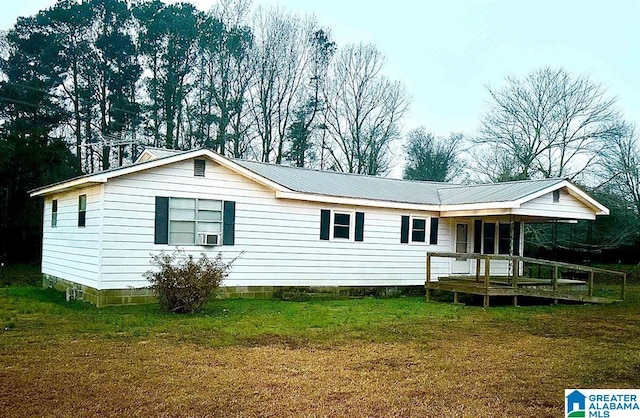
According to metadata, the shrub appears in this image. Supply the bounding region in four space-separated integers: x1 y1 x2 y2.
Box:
144 250 236 313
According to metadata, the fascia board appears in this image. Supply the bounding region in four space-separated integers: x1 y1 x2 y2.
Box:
30 149 289 197
275 190 441 212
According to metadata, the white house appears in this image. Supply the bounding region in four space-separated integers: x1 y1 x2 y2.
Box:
30 148 609 306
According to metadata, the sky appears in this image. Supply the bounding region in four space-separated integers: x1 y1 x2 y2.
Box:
1 0 639 138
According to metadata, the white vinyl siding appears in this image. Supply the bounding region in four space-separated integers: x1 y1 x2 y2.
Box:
41 185 103 288
515 188 596 220
98 159 451 289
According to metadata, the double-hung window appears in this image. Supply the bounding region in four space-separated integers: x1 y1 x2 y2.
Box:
169 198 222 245
333 212 351 239
78 195 87 227
51 199 58 228
411 218 427 242
319 209 365 242
401 216 438 244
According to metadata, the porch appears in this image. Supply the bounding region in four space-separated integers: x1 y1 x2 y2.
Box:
425 252 626 307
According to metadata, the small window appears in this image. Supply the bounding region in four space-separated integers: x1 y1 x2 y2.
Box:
194 159 206 177
411 218 426 242
78 195 87 227
553 190 560 203
333 212 351 239
51 199 58 228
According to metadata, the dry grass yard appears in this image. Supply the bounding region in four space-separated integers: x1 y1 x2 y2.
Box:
1 265 639 417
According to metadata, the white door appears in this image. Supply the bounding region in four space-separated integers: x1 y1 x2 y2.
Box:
452 222 470 274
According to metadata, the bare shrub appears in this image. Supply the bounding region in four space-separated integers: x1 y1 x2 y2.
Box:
144 250 237 313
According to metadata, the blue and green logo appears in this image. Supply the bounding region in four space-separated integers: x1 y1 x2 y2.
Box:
566 390 586 417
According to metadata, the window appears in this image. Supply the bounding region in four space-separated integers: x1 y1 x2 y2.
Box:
320 209 364 241
553 189 560 203
411 218 426 242
455 224 468 253
78 195 87 227
169 198 222 245
333 212 351 239
194 159 206 177
51 199 58 228
483 222 495 254
401 216 438 244
498 223 511 254
476 221 522 255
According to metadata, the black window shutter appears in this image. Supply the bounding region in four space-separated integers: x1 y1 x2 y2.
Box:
429 218 439 244
483 222 496 254
154 197 169 244
473 220 483 253
355 212 365 242
223 201 236 245
320 209 330 240
514 222 521 255
400 216 410 243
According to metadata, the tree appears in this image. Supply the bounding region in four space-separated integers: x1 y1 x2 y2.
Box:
87 0 140 169
323 42 409 175
403 128 465 182
599 122 640 216
193 6 253 155
475 67 621 181
0 15 81 263
285 29 336 168
134 1 201 150
248 7 316 163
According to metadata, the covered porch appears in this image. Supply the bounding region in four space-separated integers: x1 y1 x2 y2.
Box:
425 252 626 307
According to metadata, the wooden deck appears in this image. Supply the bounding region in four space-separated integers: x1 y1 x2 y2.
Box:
425 252 626 307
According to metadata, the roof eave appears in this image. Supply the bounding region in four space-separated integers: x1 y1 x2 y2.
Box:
30 178 107 197
30 148 290 197
275 190 441 212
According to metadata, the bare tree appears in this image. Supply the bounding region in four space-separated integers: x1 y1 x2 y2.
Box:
323 42 409 175
599 122 640 216
403 128 466 182
248 7 315 163
476 67 621 181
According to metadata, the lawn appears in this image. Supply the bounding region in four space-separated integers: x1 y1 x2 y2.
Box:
0 265 639 417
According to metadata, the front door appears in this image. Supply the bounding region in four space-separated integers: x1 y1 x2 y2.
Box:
452 222 470 274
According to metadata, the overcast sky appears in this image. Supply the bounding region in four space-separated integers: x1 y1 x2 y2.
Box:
2 0 639 138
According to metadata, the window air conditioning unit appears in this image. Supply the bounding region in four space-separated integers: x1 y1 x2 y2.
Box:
198 233 221 246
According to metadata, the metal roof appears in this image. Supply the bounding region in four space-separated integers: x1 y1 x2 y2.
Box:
436 178 565 205
233 159 445 204
30 147 570 207
143 147 183 159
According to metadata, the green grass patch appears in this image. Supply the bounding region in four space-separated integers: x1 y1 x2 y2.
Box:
1 267 639 417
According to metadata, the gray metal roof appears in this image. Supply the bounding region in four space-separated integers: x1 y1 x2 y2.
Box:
233 159 444 205
145 147 183 159
232 159 565 206
43 147 564 206
436 178 565 205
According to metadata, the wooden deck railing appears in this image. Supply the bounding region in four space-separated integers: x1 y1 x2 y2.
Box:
426 252 627 304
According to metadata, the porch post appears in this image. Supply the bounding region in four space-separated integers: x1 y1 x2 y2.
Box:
509 216 515 283
483 255 491 308
425 253 431 302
